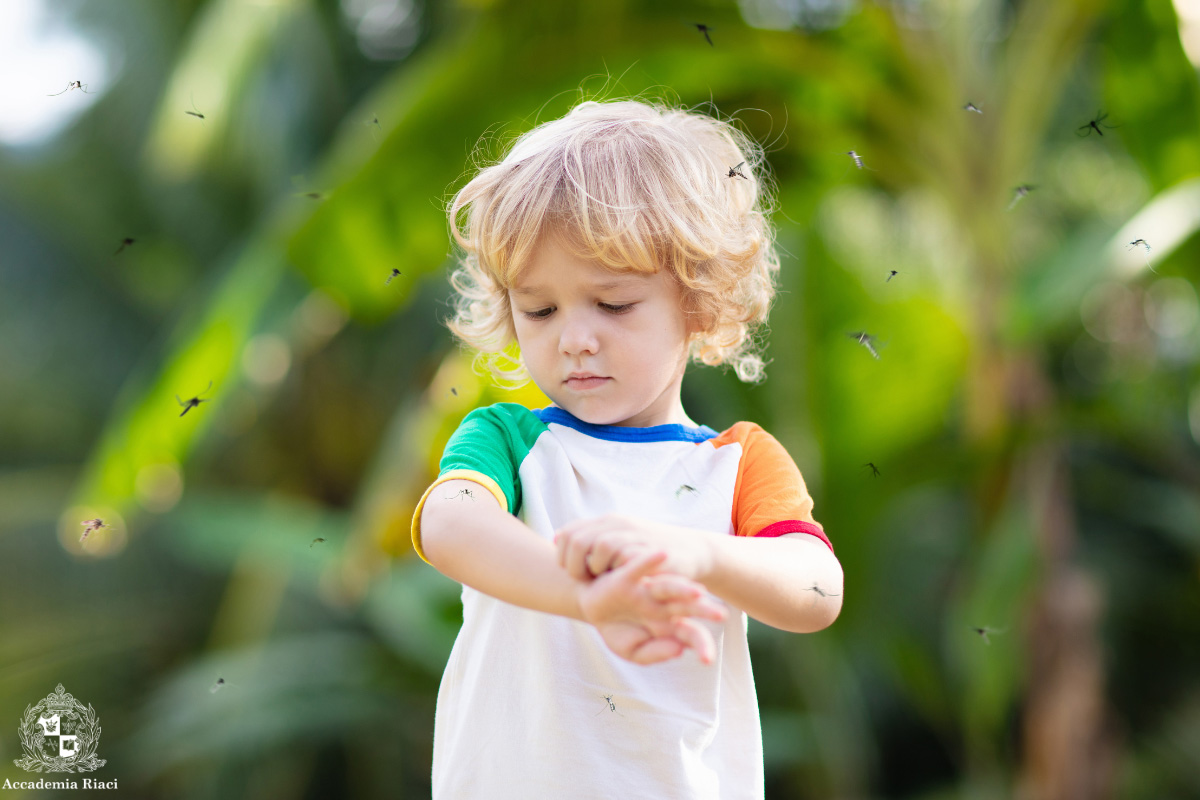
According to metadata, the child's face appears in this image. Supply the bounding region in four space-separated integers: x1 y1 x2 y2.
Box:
509 232 695 427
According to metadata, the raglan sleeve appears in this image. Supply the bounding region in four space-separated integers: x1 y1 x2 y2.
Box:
409 404 524 564
731 422 833 553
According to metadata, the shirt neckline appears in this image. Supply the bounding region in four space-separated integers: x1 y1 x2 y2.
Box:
534 406 717 443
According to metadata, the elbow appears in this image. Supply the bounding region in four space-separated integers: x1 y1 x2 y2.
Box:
787 557 844 633
802 551 844 632
806 595 842 632
758 594 842 634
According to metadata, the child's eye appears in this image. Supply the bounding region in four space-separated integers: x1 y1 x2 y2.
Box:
520 303 634 321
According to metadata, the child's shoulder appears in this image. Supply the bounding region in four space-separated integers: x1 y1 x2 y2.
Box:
707 419 777 447
454 401 547 435
460 400 537 421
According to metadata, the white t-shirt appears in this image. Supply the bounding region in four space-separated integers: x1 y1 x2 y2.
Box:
411 403 830 799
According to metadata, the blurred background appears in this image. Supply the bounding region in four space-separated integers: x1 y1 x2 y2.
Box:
2 0 1199 797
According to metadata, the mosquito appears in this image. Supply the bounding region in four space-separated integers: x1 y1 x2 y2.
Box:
694 23 714 46
727 161 748 179
845 150 867 170
114 237 135 256
177 381 213 417
386 268 402 284
594 694 625 716
80 518 109 543
863 462 880 477
185 94 205 120
805 582 841 597
1008 185 1036 211
48 81 92 96
886 270 898 282
675 484 698 499
971 626 1007 645
310 538 326 548
847 331 882 360
1126 238 1159 272
963 102 983 114
210 677 228 694
446 488 474 501
450 387 458 397
290 175 325 200
1076 111 1117 138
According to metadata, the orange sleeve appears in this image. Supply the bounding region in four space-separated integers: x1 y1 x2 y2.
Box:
711 422 833 552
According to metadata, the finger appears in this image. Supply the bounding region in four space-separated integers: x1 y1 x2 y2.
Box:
563 533 595 580
554 531 569 569
614 550 669 584
684 598 727 623
670 618 717 665
645 578 727 622
588 534 634 576
607 543 651 577
645 576 702 602
694 597 728 622
585 549 609 578
610 547 638 571
628 637 686 665
649 595 727 624
665 598 727 623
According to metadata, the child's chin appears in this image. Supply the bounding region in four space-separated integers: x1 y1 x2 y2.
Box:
556 399 626 426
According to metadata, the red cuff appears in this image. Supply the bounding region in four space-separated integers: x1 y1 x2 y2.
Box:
754 520 833 553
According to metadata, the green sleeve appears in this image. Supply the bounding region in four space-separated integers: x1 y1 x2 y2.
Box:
437 402 546 516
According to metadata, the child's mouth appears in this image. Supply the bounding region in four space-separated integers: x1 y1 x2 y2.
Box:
565 377 610 390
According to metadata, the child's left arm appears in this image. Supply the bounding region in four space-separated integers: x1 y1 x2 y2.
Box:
555 515 842 634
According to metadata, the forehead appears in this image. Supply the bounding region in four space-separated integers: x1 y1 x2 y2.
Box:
511 233 656 294
510 273 650 297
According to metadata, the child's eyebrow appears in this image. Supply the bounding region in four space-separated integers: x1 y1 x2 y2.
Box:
511 278 646 297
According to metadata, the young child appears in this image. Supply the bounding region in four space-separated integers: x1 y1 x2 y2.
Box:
411 98 843 799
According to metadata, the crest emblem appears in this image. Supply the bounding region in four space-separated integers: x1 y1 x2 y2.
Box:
13 684 106 773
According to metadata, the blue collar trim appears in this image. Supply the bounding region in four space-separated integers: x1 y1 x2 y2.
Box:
533 406 717 443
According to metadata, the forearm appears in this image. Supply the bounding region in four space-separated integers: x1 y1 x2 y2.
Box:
421 502 584 621
700 533 843 633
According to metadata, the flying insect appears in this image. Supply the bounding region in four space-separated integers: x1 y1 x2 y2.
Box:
1077 111 1117 138
48 81 92 96
847 331 882 360
177 381 213 417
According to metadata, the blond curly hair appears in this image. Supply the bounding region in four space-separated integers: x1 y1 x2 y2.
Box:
445 97 781 385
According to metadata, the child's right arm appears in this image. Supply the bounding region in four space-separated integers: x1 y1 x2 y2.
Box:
420 480 586 618
419 479 727 664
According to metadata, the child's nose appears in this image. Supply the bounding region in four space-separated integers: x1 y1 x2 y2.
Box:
558 310 600 356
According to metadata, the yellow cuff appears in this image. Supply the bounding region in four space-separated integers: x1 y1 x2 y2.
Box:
410 470 510 564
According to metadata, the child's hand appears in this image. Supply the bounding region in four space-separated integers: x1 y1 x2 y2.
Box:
578 550 727 665
555 514 715 582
